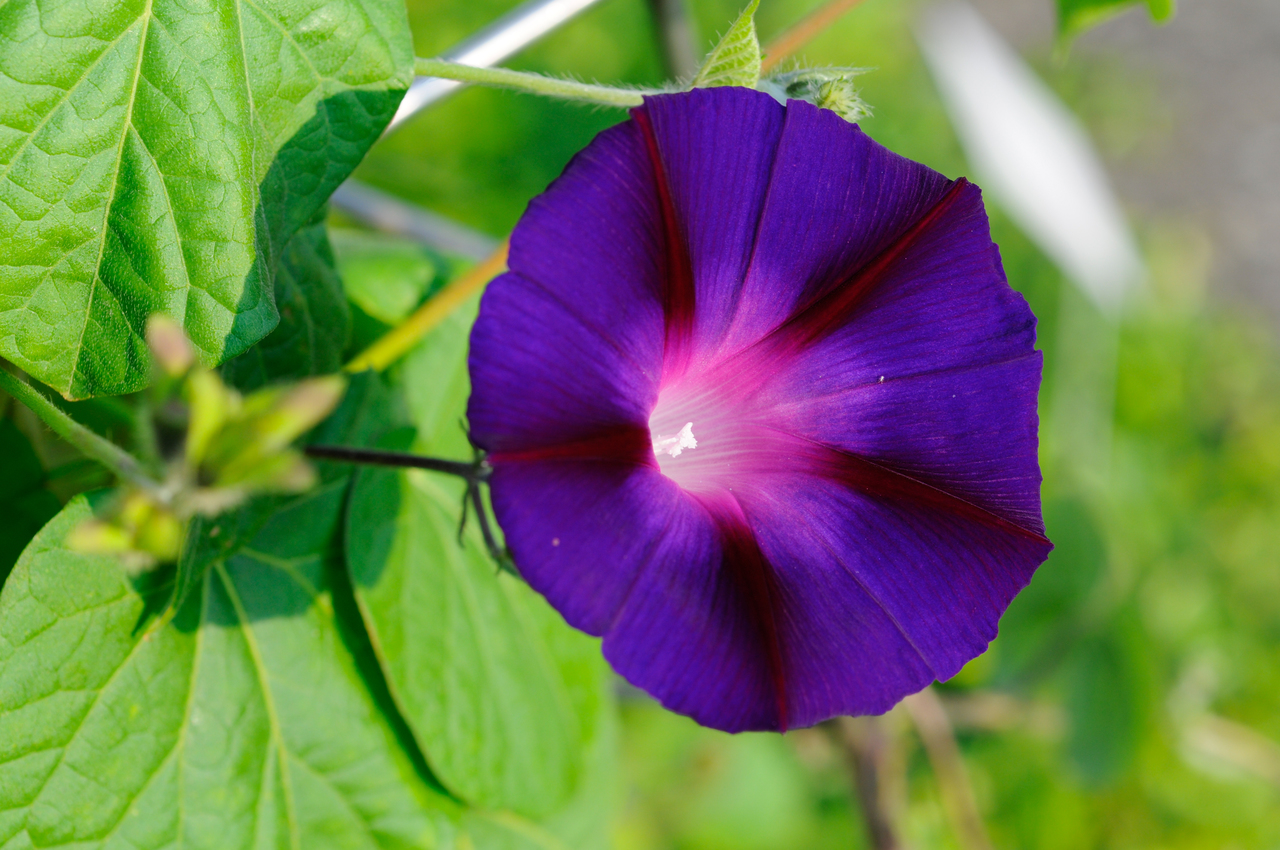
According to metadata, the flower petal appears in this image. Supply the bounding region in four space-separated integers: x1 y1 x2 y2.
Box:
469 120 669 454
778 356 1045 531
493 458 786 732
635 89 786 362
489 459 672 634
722 98 955 353
739 469 1050 725
603 490 785 733
758 180 1044 527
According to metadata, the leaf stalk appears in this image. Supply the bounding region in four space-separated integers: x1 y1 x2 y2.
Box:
0 363 164 499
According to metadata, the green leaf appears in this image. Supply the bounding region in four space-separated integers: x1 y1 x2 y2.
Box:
345 461 608 820
332 230 445 326
0 0 413 399
0 418 61 584
537 693 618 850
0 486 458 850
172 370 405 616
453 705 618 850
1056 0 1175 41
344 299 610 818
691 0 761 89
399 296 478 459
221 218 352 391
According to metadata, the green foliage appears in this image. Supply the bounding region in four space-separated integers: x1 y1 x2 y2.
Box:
347 463 609 818
1062 613 1147 785
0 418 60 582
346 300 610 819
332 230 446 327
222 219 353 392
993 497 1105 681
0 0 412 399
0 488 458 849
2 0 1274 847
1057 0 1176 42
691 0 761 89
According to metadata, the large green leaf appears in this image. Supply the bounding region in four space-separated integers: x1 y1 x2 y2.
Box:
346 466 608 819
0 417 61 584
0 0 412 399
0 485 458 849
221 216 352 391
344 297 611 818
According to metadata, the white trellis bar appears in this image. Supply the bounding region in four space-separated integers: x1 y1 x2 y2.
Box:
388 0 614 132
332 0 614 253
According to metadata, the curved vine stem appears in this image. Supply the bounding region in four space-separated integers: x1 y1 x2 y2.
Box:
414 58 660 107
0 363 164 498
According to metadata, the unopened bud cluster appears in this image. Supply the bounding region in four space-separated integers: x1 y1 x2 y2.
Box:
762 68 871 123
67 315 346 573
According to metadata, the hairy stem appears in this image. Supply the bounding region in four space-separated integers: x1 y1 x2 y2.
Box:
415 58 658 107
0 363 162 497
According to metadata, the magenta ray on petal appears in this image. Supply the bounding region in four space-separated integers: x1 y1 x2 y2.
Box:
632 107 697 379
467 87 1051 733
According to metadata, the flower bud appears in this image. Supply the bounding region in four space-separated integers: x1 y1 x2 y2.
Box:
185 368 241 468
246 375 348 456
66 490 185 574
145 314 195 378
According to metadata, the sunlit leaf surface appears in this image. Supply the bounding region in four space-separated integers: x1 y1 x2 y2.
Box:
0 0 412 398
691 0 761 89
0 487 457 849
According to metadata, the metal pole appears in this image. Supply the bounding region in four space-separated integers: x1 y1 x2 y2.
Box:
388 0 612 132
329 182 500 260
647 0 701 82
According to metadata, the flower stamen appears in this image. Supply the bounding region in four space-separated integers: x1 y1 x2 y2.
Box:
653 422 698 458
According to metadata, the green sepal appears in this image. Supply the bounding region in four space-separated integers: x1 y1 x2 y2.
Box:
691 0 762 89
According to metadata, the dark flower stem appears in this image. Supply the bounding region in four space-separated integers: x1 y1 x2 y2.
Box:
305 445 487 481
903 688 995 850
832 716 906 850
307 444 509 567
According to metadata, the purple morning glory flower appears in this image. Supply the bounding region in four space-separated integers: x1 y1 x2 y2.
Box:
467 87 1051 733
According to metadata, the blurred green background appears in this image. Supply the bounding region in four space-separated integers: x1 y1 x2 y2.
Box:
6 0 1277 845
354 0 1280 846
